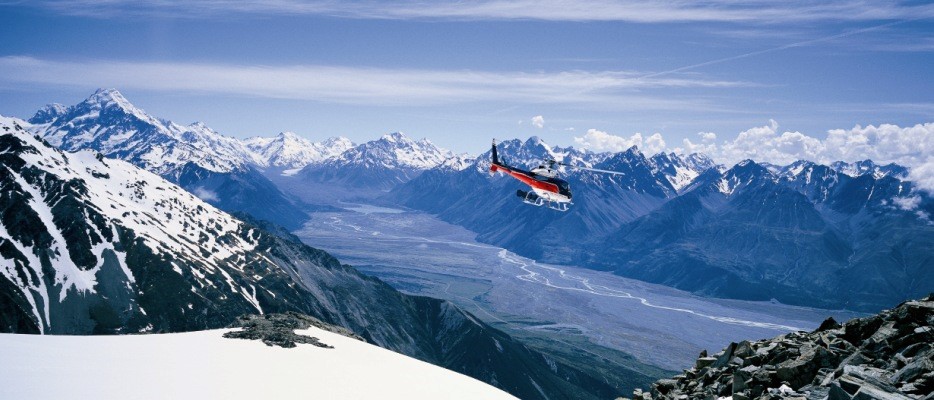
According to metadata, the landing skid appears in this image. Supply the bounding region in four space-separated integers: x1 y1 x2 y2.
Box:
516 190 570 212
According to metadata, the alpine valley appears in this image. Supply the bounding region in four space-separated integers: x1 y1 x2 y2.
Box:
390 137 933 313
3 89 933 400
0 116 640 400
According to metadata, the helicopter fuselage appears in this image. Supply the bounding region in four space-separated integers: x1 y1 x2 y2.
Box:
490 162 572 204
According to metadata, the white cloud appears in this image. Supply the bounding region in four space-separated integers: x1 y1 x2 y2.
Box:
531 115 544 129
574 129 666 155
30 1 934 23
192 187 219 202
570 121 934 193
821 123 934 168
716 120 826 166
892 195 922 211
710 122 934 171
643 133 667 155
0 56 744 109
698 121 934 193
678 131 719 154
909 160 934 195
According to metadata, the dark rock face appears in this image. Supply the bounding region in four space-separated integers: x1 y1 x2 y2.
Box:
624 294 934 400
176 163 309 230
599 160 934 312
223 312 364 348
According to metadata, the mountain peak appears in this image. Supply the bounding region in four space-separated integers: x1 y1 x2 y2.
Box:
326 131 448 171
649 152 714 191
382 131 409 142
322 136 353 146
830 159 909 179
76 88 153 124
277 131 303 140
28 103 67 124
88 88 131 107
716 159 772 195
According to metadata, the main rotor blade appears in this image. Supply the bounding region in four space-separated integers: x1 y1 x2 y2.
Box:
557 162 628 176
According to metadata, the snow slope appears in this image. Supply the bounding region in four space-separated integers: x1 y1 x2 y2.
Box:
0 328 517 400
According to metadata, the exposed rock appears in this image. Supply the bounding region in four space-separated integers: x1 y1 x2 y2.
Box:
631 294 934 399
817 317 842 332
223 312 365 349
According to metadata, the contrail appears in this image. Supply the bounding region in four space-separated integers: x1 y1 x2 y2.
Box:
640 17 927 79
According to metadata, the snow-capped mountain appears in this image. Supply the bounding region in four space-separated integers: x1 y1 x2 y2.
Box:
777 160 844 203
391 137 676 264
713 159 772 196
27 103 66 124
328 131 449 170
830 159 910 179
29 89 308 229
648 152 715 191
600 158 933 311
391 136 931 311
33 89 261 179
292 132 451 198
0 117 606 400
438 153 475 171
244 132 354 172
0 116 308 333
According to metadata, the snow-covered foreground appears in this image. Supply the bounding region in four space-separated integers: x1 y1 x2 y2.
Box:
0 327 517 400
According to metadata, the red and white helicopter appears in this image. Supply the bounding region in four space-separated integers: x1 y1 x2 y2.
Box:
489 139 626 211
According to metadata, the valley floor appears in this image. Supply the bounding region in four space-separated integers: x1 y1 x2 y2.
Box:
0 326 516 399
295 206 864 371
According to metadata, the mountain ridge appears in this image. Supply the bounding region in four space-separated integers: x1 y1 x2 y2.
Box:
390 138 932 312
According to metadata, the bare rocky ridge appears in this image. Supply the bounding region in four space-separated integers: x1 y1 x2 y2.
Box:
623 295 934 400
223 312 365 349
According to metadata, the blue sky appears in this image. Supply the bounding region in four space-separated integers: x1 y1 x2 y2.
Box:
0 1 932 155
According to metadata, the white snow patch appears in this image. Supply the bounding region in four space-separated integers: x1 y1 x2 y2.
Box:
0 329 517 400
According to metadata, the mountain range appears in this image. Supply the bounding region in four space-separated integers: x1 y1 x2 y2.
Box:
5 88 932 398
0 116 645 400
390 137 933 312
17 91 933 313
26 89 458 224
274 131 456 204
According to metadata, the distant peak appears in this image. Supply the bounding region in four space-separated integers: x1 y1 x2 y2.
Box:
324 136 352 145
382 131 408 142
28 103 67 124
523 136 552 151
84 88 137 111
623 145 642 156
277 131 302 140
90 88 125 100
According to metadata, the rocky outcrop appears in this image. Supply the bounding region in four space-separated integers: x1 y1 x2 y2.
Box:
624 295 934 400
223 312 364 348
